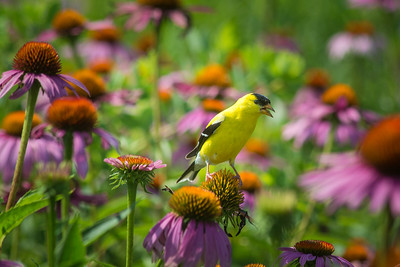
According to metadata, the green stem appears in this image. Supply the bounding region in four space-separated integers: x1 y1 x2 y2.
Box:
152 21 163 159
68 37 84 69
62 131 73 234
126 180 138 267
6 84 40 211
156 259 163 267
47 195 57 267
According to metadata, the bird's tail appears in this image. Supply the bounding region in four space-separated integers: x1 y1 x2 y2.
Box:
177 162 200 183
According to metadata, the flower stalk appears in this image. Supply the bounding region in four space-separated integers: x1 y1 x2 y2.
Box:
6 83 40 210
126 179 138 267
61 130 73 232
47 194 57 267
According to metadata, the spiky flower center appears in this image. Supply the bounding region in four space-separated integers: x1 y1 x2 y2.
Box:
1 111 42 136
138 0 181 8
117 155 154 168
68 69 106 98
194 64 231 88
47 97 98 132
202 99 226 113
346 21 374 35
13 42 61 75
239 171 262 193
244 264 266 267
89 59 114 74
360 116 400 176
342 240 369 261
169 186 221 221
52 9 86 35
90 27 121 42
305 68 330 89
201 169 244 218
294 240 335 256
244 138 269 157
321 83 357 106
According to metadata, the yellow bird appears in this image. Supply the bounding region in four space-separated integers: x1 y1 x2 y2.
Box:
177 93 274 183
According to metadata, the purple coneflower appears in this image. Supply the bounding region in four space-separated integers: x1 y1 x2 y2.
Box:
300 115 400 216
0 260 24 267
236 138 271 171
238 171 262 212
328 21 383 60
37 9 86 42
177 98 226 135
175 64 242 100
283 83 379 148
279 240 354 267
342 239 373 267
117 0 194 31
348 0 400 10
0 111 62 184
0 42 86 101
47 97 118 178
143 186 231 267
289 68 331 118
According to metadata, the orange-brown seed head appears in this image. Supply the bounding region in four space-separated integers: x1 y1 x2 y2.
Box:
202 99 226 113
305 68 330 89
321 83 357 106
52 9 86 36
2 111 42 136
68 69 106 98
194 64 231 88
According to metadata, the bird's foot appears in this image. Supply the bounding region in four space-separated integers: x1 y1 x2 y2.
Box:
233 175 243 187
206 172 214 182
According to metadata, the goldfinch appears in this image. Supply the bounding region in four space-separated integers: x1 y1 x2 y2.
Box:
177 93 274 183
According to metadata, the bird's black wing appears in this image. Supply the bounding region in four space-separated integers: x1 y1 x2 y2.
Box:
185 121 222 159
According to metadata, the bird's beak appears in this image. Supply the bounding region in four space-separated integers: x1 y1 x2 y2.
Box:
260 103 275 117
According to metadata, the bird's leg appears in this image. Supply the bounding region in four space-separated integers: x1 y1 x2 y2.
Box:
206 162 213 181
229 161 242 187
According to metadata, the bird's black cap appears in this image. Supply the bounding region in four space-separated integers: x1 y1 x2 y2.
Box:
252 93 271 106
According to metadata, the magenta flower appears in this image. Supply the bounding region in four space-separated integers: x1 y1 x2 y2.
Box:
0 260 24 267
264 31 300 53
348 0 400 10
300 115 400 215
174 64 243 100
279 240 354 267
0 111 62 184
143 186 231 267
116 0 209 32
328 21 383 60
283 83 379 148
46 97 118 178
0 42 87 102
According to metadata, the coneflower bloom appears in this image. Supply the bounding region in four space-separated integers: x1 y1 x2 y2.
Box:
0 260 23 267
279 240 354 267
236 138 271 170
283 83 379 148
289 68 331 118
0 111 62 184
177 98 226 135
342 239 373 267
78 22 135 67
143 186 231 267
37 9 86 42
300 115 400 216
328 21 383 60
175 64 242 100
263 30 300 53
117 0 202 32
47 97 118 177
238 171 262 211
67 69 141 107
0 42 87 101
104 154 166 189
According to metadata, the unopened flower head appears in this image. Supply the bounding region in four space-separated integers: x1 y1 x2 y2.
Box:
0 41 88 101
1 111 42 136
279 240 354 267
36 162 72 196
201 169 243 222
68 69 106 98
47 97 98 132
52 9 86 36
104 155 166 189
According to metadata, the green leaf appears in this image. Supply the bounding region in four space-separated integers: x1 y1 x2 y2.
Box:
82 208 130 246
56 217 86 267
0 190 52 243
